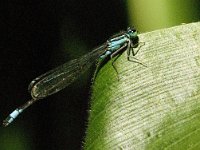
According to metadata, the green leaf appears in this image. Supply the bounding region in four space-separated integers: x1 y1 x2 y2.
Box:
84 22 200 150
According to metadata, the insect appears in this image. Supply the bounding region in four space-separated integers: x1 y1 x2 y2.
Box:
3 27 144 126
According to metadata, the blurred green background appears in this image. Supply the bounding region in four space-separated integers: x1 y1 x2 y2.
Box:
0 1 199 150
128 0 200 32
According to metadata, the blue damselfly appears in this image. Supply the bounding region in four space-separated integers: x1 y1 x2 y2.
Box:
3 27 143 126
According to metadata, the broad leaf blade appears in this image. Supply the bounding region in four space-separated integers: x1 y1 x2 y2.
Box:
84 22 200 150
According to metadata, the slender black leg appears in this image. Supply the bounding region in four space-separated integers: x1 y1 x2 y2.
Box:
92 60 102 81
93 43 128 81
127 56 147 67
128 42 147 67
131 42 145 56
110 43 128 80
111 53 123 80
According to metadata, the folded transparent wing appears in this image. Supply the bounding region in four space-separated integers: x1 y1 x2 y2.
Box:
29 44 107 99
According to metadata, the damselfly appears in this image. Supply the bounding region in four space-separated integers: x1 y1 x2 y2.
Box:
3 27 143 126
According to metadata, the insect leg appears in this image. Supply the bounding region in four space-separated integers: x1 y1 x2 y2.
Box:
128 42 147 67
110 43 128 80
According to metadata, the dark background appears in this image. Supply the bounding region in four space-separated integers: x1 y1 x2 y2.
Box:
0 1 127 150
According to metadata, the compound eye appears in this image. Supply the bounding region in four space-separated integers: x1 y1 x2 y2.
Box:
130 28 136 32
127 27 136 33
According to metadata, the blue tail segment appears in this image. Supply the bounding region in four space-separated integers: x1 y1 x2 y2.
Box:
3 99 35 127
3 109 23 126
